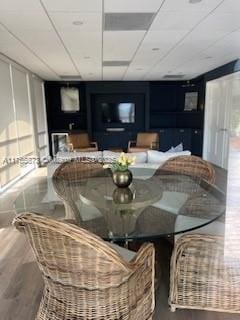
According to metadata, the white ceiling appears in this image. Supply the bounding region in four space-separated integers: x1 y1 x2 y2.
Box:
0 0 239 81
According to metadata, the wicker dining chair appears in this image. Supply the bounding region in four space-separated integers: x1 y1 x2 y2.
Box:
13 213 155 320
52 161 109 237
161 155 215 185
169 234 240 313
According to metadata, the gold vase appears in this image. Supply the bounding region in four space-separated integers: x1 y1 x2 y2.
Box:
112 170 132 188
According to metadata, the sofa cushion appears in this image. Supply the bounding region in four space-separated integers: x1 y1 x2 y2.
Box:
166 143 183 153
147 150 191 164
56 151 103 162
102 150 120 162
103 151 147 164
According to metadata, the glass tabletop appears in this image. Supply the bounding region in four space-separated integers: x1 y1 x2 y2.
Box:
14 167 226 241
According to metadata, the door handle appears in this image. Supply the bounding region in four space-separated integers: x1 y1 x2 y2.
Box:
219 128 228 132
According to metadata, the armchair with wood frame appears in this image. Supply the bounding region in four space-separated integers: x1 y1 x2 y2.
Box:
128 132 159 153
67 133 98 152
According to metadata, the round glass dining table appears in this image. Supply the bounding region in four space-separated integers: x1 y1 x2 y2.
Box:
14 167 226 242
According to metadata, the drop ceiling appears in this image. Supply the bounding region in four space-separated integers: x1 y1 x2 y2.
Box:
0 0 239 81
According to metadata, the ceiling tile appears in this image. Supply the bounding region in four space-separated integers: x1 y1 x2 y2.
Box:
122 29 193 77
82 74 102 81
130 50 163 68
50 12 102 32
130 30 189 67
181 29 229 50
174 56 235 76
141 30 189 47
141 73 166 80
144 44 200 78
0 9 81 76
103 31 145 61
0 0 42 11
104 0 164 13
58 31 102 59
217 0 240 13
103 66 127 80
124 67 147 80
150 11 207 31
0 11 52 31
202 34 240 59
42 0 102 12
0 30 59 79
8 29 78 74
161 0 223 12
79 65 102 80
196 12 240 32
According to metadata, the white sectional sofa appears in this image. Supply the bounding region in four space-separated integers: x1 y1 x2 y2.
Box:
47 149 192 178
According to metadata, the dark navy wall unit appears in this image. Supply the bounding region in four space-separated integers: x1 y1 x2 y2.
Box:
148 79 204 155
45 79 204 155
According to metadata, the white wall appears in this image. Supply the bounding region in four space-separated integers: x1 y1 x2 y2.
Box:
0 54 48 191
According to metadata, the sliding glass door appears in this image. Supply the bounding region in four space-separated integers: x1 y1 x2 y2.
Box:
0 60 21 188
0 57 48 191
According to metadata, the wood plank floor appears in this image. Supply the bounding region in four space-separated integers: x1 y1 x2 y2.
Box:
0 168 238 320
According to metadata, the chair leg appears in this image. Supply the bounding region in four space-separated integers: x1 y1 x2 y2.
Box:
170 305 176 312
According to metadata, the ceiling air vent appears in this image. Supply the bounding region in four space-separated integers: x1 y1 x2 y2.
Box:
103 61 130 67
59 75 82 81
104 13 155 31
163 74 185 79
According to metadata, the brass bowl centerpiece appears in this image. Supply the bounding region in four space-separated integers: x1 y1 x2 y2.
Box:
103 152 136 188
112 170 132 188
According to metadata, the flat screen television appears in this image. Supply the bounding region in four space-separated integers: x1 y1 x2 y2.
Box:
101 102 135 123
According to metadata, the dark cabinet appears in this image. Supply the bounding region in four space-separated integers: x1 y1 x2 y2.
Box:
158 128 202 155
159 128 174 152
191 129 203 156
174 128 192 151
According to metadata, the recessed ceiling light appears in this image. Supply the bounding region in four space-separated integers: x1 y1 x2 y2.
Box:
189 0 202 3
152 48 160 51
73 20 84 26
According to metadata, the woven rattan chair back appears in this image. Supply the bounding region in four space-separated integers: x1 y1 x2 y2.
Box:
13 213 155 320
52 161 109 236
161 155 215 184
169 234 240 313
